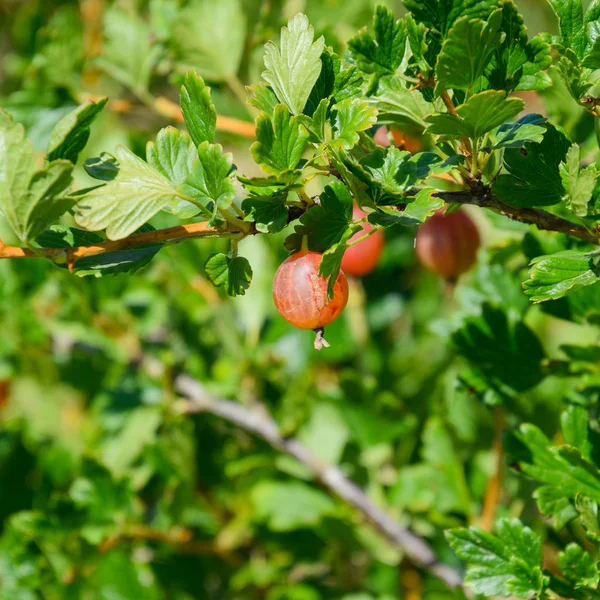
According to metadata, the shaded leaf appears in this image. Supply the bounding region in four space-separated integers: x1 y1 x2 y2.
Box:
204 253 253 296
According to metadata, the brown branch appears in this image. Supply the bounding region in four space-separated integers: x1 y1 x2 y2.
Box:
0 221 244 264
174 374 464 589
479 406 504 532
436 189 600 245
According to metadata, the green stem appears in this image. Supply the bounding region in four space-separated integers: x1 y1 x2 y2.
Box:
470 137 479 178
175 192 214 219
347 225 379 247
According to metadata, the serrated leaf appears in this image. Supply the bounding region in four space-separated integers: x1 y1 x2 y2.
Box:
171 0 246 82
488 113 547 150
492 124 571 207
296 181 353 252
523 251 600 303
83 152 119 181
547 0 586 57
561 404 593 459
320 225 361 298
180 71 217 147
553 51 594 102
251 104 309 175
242 197 288 233
46 98 107 164
452 303 546 395
560 143 596 217
262 13 325 115
426 91 524 139
575 495 600 542
368 75 432 132
204 252 252 296
184 141 236 216
146 127 201 219
583 36 600 68
74 145 178 240
446 519 548 598
347 5 407 91
435 9 504 94
558 543 599 588
330 98 378 149
247 84 280 115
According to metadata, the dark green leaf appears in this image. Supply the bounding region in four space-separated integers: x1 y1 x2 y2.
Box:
488 113 547 150
83 152 119 181
46 98 107 164
242 197 288 233
204 253 253 296
492 124 571 207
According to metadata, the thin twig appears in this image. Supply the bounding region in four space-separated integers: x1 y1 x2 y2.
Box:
174 374 464 589
479 406 504 532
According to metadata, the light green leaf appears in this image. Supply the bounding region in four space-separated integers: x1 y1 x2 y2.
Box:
204 253 252 297
251 104 309 175
435 9 504 94
446 519 548 598
547 0 586 56
523 251 600 303
558 544 599 588
262 14 325 115
47 98 107 164
330 98 378 149
560 143 596 217
184 141 237 214
146 127 201 218
171 0 246 82
74 145 177 240
252 481 335 531
426 91 524 139
180 71 217 147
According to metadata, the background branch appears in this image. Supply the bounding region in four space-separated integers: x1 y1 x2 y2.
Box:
436 189 599 244
174 374 464 589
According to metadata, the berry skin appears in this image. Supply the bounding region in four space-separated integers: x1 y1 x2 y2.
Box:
273 251 349 330
373 125 423 153
340 205 384 277
415 208 480 280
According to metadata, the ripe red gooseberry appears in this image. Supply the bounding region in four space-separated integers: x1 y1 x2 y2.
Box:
273 251 349 331
373 125 424 153
415 208 480 280
340 205 384 277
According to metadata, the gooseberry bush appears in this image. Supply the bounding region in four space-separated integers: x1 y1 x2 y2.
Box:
4 0 600 598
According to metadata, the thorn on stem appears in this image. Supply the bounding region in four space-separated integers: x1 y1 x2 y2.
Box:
313 327 330 351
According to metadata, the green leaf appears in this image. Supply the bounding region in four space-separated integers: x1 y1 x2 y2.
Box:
296 181 353 252
575 495 600 542
405 13 430 73
320 225 361 298
46 98 107 164
553 51 594 102
204 253 253 297
561 404 593 460
347 5 407 91
547 0 586 56
426 91 524 139
368 76 433 132
146 127 201 219
582 36 600 68
403 187 445 222
251 104 309 175
523 251 600 303
262 14 325 115
83 152 119 181
515 424 600 524
0 112 75 242
485 1 552 92
452 303 546 395
74 145 178 240
180 71 217 147
488 113 547 150
330 98 378 149
435 9 504 94
558 543 599 588
560 143 596 217
446 519 548 598
251 481 335 531
242 196 288 233
171 0 246 82
184 141 236 215
492 124 571 207
403 0 500 36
